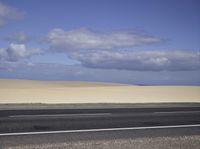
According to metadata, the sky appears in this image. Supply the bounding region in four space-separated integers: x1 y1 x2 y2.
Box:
0 0 200 85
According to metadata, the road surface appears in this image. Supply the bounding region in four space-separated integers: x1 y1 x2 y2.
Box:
0 105 200 148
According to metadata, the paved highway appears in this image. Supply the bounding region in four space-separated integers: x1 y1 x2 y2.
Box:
0 106 200 135
0 105 200 148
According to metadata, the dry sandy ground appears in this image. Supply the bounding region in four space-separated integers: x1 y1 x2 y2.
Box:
0 79 200 104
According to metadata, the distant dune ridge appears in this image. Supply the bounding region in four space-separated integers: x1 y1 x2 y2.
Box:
0 79 199 104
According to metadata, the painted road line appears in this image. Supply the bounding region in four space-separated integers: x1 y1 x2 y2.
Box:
0 124 200 136
9 113 112 118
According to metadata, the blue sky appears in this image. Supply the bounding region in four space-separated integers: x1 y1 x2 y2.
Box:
0 0 200 85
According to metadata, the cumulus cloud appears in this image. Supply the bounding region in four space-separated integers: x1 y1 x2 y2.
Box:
70 50 200 71
4 32 29 43
0 2 25 26
0 43 43 61
1 27 198 72
47 28 161 50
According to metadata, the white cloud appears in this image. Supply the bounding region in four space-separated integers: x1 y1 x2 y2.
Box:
1 27 199 72
70 50 200 71
0 2 24 26
4 32 29 43
0 43 43 61
47 28 161 50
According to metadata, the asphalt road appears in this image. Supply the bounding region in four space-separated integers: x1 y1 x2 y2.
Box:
0 106 200 134
0 105 200 148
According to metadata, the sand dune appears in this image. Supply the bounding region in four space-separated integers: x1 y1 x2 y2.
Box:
0 79 199 104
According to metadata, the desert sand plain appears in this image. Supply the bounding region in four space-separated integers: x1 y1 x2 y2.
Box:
0 79 200 104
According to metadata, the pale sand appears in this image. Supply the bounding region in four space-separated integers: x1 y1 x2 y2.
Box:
0 79 199 104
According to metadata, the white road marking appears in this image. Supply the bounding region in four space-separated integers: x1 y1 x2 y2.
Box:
0 124 200 136
154 111 200 114
9 113 112 118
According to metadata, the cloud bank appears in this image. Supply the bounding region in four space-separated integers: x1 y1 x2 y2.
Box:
71 50 200 71
1 28 199 72
47 28 161 50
